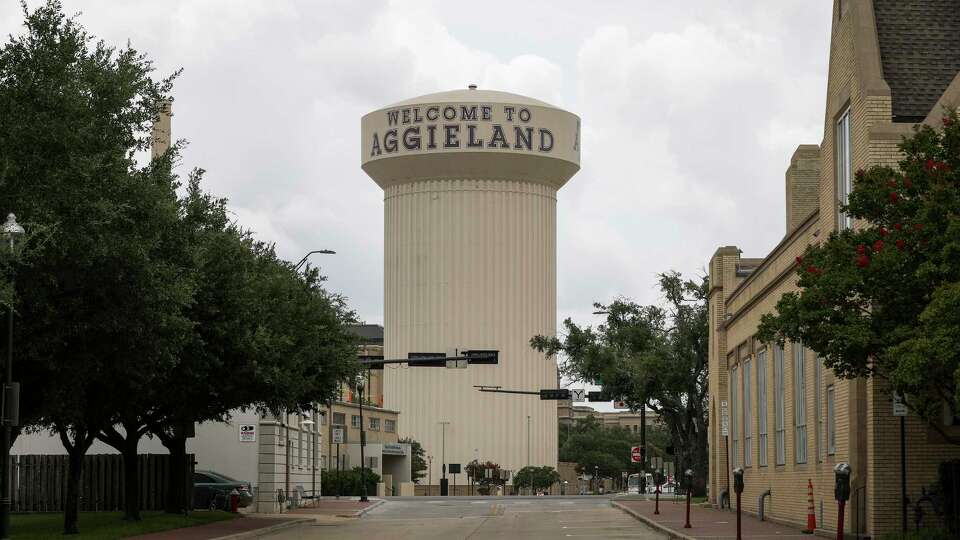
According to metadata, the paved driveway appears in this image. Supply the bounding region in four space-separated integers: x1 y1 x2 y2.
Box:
265 496 667 540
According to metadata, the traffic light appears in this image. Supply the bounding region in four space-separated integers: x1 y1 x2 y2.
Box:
539 388 571 400
407 352 447 367
464 350 499 365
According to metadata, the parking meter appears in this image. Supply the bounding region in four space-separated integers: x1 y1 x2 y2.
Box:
733 467 744 494
684 469 694 529
684 469 694 486
655 470 664 488
834 462 851 501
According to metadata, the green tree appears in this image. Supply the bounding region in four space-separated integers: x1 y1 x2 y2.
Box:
532 272 710 495
0 1 189 531
514 466 561 493
757 110 960 444
558 417 635 478
400 437 428 484
320 467 380 497
465 460 506 495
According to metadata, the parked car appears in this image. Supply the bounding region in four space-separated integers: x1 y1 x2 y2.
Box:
192 470 253 510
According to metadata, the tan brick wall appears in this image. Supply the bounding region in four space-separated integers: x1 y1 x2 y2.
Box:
785 145 821 233
706 1 960 537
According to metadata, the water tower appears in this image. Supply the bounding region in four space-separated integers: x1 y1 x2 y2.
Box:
361 86 581 485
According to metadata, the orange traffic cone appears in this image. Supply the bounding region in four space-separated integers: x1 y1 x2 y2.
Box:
803 478 817 534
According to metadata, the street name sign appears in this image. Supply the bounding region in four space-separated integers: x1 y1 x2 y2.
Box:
539 388 571 400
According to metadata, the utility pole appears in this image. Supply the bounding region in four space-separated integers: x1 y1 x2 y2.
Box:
358 371 369 502
527 415 531 469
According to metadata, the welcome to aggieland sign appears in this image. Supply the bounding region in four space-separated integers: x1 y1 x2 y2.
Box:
368 103 560 157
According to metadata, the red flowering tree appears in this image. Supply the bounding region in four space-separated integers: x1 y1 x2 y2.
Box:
757 110 960 444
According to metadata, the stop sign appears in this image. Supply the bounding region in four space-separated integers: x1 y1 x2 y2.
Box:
631 446 641 463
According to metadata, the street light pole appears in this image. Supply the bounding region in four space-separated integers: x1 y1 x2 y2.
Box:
294 249 335 272
358 373 369 502
1 214 24 540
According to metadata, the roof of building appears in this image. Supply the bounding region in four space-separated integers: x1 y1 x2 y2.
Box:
873 0 960 122
348 324 384 344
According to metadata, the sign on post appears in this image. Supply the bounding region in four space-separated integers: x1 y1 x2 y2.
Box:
571 389 585 402
614 400 628 410
239 424 256 442
721 400 729 436
631 445 642 463
893 392 908 416
332 427 345 444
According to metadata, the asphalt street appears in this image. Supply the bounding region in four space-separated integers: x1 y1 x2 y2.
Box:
266 496 666 540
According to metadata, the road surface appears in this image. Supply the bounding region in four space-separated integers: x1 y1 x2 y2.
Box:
266 496 667 540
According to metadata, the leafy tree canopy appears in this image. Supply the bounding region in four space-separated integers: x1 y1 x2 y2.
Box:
757 110 960 443
514 466 560 491
400 437 428 484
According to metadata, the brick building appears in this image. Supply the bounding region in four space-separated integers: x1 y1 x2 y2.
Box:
707 1 960 537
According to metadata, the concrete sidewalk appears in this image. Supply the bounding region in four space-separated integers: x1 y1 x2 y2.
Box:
288 498 384 518
613 498 821 540
130 516 310 540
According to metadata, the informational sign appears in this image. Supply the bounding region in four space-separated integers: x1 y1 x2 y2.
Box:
239 424 256 442
631 446 642 463
332 427 345 444
571 389 585 403
721 400 729 436
449 463 461 474
893 392 908 416
383 443 406 455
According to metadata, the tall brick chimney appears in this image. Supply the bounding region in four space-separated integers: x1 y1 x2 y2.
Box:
785 144 820 233
150 99 172 159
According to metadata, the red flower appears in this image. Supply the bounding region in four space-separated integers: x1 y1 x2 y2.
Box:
795 256 803 265
889 191 899 203
806 265 819 274
855 168 865 179
856 255 870 268
879 227 888 236
896 239 906 250
886 179 897 188
903 176 912 188
945 116 954 127
856 244 866 255
926 159 936 171
873 240 884 252
894 222 903 231
914 223 923 231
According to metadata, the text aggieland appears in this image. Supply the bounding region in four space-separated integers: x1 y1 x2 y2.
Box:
369 104 554 157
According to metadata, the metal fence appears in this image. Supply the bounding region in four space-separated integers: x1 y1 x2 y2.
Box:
11 454 193 512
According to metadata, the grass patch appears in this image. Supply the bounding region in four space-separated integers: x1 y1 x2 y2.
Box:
11 511 238 540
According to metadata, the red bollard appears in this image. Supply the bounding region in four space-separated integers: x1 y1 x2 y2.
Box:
684 469 693 529
654 485 660 515
837 501 845 540
230 489 240 513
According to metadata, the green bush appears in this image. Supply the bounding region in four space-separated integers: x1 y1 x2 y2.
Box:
320 467 380 496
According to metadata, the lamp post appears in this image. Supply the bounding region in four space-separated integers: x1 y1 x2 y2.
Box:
1 214 24 540
439 421 450 496
357 374 369 502
294 249 336 272
427 455 433 495
301 416 316 500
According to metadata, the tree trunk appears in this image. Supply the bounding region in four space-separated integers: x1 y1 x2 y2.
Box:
121 437 140 521
58 427 96 535
162 435 188 514
97 421 145 521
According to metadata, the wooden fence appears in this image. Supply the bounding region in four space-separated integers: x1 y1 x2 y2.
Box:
11 454 193 512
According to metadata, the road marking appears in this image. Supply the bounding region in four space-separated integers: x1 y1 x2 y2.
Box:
563 525 638 530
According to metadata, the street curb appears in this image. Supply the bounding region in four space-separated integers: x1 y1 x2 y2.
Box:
210 517 313 540
611 501 697 540
337 499 385 518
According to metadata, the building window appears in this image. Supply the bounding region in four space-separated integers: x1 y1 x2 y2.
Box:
333 412 345 426
351 415 361 429
836 107 853 230
321 455 327 469
369 417 380 431
816 357 824 462
827 385 836 455
731 364 739 467
757 348 768 467
774 344 786 465
385 419 396 433
794 342 808 464
320 412 326 425
743 358 753 467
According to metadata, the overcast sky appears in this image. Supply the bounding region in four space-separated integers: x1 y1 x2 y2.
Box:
3 1 833 406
